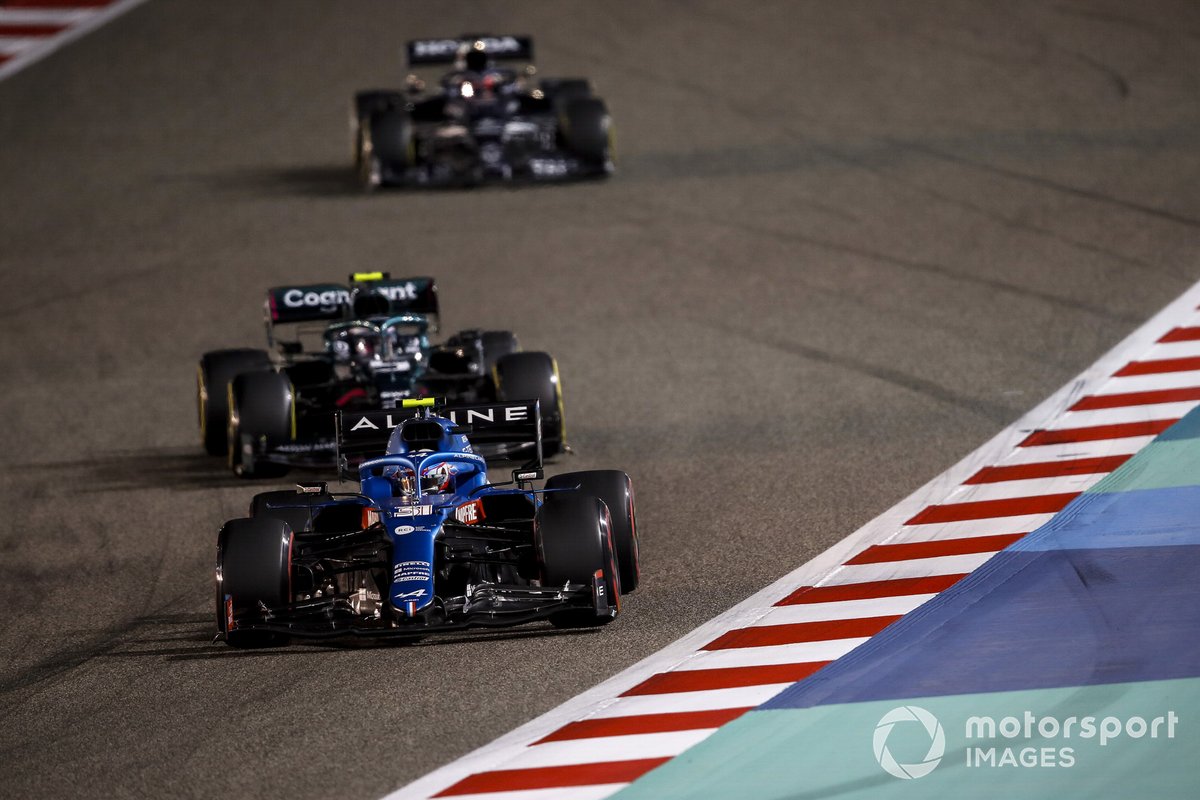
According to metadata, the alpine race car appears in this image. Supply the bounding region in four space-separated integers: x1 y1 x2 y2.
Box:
196 273 566 478
352 34 614 189
214 398 639 646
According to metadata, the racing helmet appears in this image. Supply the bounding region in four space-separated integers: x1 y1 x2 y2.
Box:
328 325 378 366
420 462 456 494
351 336 375 364
387 459 457 497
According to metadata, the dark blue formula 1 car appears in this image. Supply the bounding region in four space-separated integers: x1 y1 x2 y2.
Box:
215 398 638 647
352 34 614 189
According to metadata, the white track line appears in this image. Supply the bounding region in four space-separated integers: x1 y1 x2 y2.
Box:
588 685 793 716
1092 370 1200 394
499 730 714 769
893 514 1057 541
1000 436 1156 463
822 552 997 583
936 473 1105 502
1047 403 1194 428
432 788 626 800
746 594 937 625
0 36 40 56
0 8 96 25
673 639 870 670
1145 339 1200 360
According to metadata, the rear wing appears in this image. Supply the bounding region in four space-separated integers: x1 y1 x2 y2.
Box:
264 275 439 348
406 35 534 66
336 398 544 476
265 275 438 325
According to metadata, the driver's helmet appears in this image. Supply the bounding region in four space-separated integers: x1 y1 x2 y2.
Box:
386 459 457 497
384 414 475 498
421 461 456 494
387 329 423 356
352 336 375 364
452 41 497 99
328 325 379 366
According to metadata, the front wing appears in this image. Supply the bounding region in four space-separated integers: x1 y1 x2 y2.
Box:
221 577 614 641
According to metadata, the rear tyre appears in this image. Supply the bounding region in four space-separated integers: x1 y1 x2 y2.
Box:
536 494 620 627
198 349 271 456
250 490 321 534
283 359 337 389
228 370 292 479
216 517 292 648
545 470 639 592
480 330 520 374
494 351 565 456
542 77 592 116
559 97 613 175
541 78 592 108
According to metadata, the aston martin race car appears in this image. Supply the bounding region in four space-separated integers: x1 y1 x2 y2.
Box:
351 34 614 189
196 273 566 478
215 398 638 646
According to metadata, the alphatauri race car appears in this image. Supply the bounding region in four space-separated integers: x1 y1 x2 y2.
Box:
196 273 566 478
351 35 614 189
215 398 638 646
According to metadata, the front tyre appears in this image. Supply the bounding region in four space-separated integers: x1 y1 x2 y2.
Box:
216 517 293 648
545 470 639 592
536 494 620 627
559 97 614 176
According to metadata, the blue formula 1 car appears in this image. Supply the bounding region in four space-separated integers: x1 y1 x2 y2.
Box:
214 398 638 647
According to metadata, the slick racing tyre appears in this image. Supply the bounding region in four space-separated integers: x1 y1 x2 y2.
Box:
250 490 322 534
480 330 520 374
197 349 271 456
545 470 639 592
249 490 366 535
536 494 620 627
494 351 566 456
558 96 613 174
282 359 337 389
216 517 293 648
352 90 404 164
540 78 592 108
361 108 415 191
227 370 292 479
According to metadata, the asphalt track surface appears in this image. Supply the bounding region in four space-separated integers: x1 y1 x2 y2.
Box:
2 1 1199 797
